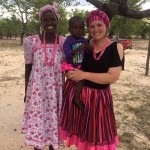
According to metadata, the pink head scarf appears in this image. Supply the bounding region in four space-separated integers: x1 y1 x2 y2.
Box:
86 10 110 29
39 2 60 21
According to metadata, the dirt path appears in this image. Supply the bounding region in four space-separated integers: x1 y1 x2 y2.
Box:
0 39 150 150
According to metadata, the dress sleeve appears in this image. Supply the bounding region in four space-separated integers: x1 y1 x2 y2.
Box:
59 36 66 49
23 36 34 64
108 42 123 68
59 36 66 62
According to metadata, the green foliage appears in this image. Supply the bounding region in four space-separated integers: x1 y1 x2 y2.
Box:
71 9 88 20
0 0 149 38
0 16 21 37
127 0 142 9
1 0 34 22
109 0 148 38
110 15 146 38
26 20 40 36
57 8 68 36
140 21 150 38
0 0 74 36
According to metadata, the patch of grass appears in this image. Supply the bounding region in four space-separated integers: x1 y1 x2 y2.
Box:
122 88 142 102
119 132 134 143
119 85 150 149
119 131 149 150
128 103 150 139
127 86 150 139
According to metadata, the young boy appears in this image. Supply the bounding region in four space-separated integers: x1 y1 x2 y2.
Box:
63 16 92 110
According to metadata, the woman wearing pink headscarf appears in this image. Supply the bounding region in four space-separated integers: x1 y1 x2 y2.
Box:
21 3 65 150
60 10 124 150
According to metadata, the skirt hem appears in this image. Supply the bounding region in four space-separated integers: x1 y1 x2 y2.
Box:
60 128 119 150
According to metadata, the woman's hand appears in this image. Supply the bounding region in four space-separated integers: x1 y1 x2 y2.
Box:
67 69 85 81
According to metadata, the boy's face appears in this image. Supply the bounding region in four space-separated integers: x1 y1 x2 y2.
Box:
69 21 84 39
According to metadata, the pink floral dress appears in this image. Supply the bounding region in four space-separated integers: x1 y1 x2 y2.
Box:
21 35 65 150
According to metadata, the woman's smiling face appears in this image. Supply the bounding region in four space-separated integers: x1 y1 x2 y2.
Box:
41 11 58 34
88 20 107 40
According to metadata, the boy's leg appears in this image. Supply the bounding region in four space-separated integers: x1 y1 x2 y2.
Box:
73 80 84 110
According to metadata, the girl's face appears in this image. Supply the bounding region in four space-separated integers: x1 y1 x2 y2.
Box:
41 11 58 34
69 21 84 39
88 20 106 40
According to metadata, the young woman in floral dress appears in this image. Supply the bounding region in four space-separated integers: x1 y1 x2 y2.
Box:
21 3 65 150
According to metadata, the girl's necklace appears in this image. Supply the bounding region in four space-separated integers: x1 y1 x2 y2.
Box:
43 32 57 66
93 37 111 60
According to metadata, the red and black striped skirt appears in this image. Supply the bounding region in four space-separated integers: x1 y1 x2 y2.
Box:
59 79 118 150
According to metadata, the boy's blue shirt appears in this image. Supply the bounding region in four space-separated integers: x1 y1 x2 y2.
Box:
63 36 88 68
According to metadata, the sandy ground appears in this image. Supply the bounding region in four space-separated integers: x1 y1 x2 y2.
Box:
0 39 150 150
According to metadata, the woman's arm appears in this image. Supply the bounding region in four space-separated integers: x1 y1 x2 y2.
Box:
82 66 122 84
24 64 32 102
68 43 124 84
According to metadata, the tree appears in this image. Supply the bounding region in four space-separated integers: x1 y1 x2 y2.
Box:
26 20 40 36
57 8 68 36
86 0 150 20
140 21 150 38
0 0 74 44
1 0 35 44
0 16 21 38
145 23 150 76
86 0 150 75
110 15 145 39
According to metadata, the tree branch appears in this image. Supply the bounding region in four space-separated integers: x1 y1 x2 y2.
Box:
120 0 127 6
86 0 150 19
122 9 150 19
86 0 104 10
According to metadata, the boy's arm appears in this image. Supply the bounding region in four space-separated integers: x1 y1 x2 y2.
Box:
71 43 94 55
71 44 86 55
74 37 94 54
63 38 73 59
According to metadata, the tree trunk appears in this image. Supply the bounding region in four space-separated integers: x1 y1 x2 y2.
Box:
20 31 24 45
145 32 150 76
20 23 27 45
